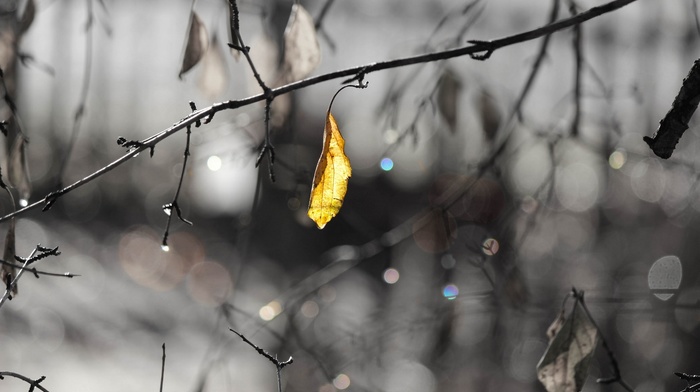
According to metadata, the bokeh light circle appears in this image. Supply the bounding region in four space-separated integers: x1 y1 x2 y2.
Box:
186 261 233 306
443 284 459 300
383 268 400 284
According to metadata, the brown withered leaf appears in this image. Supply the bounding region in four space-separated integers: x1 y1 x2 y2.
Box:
197 35 229 100
1 218 16 295
179 11 208 79
537 301 598 392
307 112 351 229
437 68 461 133
479 88 501 143
8 134 31 206
283 4 321 82
19 0 36 34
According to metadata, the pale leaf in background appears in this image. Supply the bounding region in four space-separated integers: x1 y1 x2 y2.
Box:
179 11 208 79
283 4 321 82
437 67 461 134
19 0 36 34
1 217 16 295
8 133 31 206
478 88 501 143
197 35 229 100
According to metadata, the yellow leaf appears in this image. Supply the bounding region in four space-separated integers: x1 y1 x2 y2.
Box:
307 112 351 229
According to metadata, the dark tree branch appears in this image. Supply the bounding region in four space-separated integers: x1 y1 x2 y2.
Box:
0 0 640 224
644 58 700 159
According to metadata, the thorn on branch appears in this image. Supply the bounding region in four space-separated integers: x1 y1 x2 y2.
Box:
467 40 494 60
189 101 202 127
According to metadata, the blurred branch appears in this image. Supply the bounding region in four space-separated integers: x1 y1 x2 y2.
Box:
515 0 560 121
0 0 640 223
568 0 583 137
0 372 50 392
55 0 95 188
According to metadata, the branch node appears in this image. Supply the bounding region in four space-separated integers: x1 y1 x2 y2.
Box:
42 190 64 211
467 40 494 60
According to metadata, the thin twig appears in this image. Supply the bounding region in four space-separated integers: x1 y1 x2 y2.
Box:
0 372 50 392
161 102 196 250
0 248 38 308
0 259 77 278
0 0 640 223
229 328 293 392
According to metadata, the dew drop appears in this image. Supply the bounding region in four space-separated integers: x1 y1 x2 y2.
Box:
161 244 170 252
19 199 28 207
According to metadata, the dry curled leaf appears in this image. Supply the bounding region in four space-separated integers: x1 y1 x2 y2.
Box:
197 35 229 100
8 134 31 206
1 218 16 295
437 68 461 133
537 301 598 392
179 11 208 79
19 0 36 34
307 112 351 229
479 88 501 143
283 4 321 82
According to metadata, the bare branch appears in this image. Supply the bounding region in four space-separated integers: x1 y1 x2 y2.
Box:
0 0 640 224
